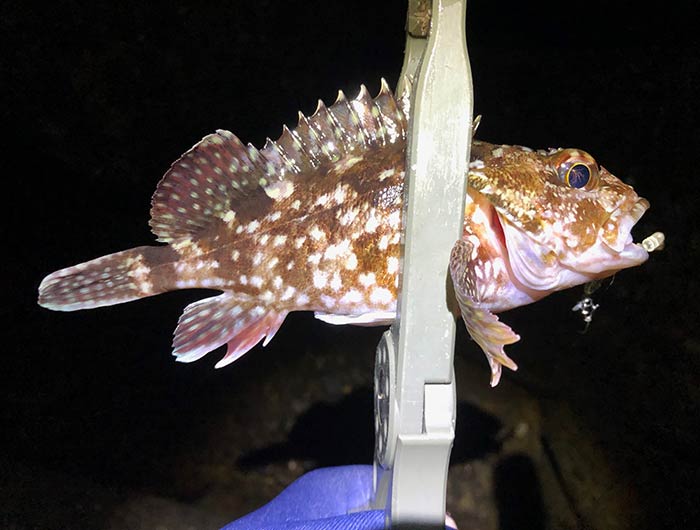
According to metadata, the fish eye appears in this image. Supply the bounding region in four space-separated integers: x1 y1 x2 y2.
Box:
565 163 591 188
549 149 599 190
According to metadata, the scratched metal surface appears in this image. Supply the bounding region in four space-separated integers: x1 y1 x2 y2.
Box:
2 1 696 529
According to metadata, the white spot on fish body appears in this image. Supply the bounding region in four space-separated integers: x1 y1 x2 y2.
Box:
310 225 326 241
364 210 380 233
267 257 279 269
269 211 282 222
387 211 400 229
273 276 283 289
239 275 248 285
296 293 310 305
281 285 296 301
253 252 263 266
295 236 307 249
321 295 336 308
339 208 359 226
387 256 399 275
231 250 240 261
315 194 330 207
250 276 264 288
273 235 287 247
330 272 342 291
259 234 269 245
378 235 389 250
308 253 322 265
334 184 347 204
313 270 328 289
370 287 393 305
247 220 260 233
292 199 301 210
359 272 376 287
341 289 363 304
324 239 351 261
345 253 358 270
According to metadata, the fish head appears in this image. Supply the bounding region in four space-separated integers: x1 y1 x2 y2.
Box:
468 142 650 293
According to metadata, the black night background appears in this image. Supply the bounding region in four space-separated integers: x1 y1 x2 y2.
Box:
2 1 697 528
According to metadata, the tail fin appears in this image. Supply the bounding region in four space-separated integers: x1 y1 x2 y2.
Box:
38 246 174 311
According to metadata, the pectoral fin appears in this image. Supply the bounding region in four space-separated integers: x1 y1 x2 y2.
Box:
450 239 520 386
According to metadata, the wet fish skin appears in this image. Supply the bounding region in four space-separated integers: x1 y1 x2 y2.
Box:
38 82 652 385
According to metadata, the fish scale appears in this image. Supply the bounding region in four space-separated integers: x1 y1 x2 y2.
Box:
38 81 658 385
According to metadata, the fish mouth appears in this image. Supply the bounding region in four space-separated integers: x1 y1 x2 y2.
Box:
489 194 653 290
603 197 650 262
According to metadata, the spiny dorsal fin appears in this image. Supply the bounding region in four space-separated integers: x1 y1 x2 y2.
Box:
149 80 406 243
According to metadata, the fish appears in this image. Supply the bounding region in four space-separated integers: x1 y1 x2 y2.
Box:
37 81 657 386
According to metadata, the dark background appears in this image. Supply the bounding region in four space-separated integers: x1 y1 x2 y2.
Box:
2 1 697 529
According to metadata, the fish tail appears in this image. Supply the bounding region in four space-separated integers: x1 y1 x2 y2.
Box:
38 246 176 311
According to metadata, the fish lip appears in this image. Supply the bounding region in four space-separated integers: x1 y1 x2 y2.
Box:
600 197 651 269
629 197 650 223
602 197 650 251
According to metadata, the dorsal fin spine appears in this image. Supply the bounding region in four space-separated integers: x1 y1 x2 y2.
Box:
347 87 369 149
277 125 306 174
332 90 366 152
286 128 307 173
296 112 323 168
328 92 352 152
149 83 406 243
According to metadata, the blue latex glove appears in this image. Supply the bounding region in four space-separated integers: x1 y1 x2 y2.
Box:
220 465 457 530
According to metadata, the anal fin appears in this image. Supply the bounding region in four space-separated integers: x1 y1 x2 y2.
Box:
172 292 288 368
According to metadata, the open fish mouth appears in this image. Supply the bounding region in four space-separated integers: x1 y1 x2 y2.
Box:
603 197 653 267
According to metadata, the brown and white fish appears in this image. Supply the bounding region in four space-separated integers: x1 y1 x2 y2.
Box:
38 82 657 386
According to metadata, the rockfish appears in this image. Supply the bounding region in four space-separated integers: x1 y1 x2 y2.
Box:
38 82 657 385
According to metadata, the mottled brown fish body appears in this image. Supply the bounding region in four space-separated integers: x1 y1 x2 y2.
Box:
162 141 406 316
38 82 655 384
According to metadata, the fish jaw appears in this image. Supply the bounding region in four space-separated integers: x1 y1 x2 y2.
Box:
496 197 650 293
596 197 650 268
546 195 650 281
